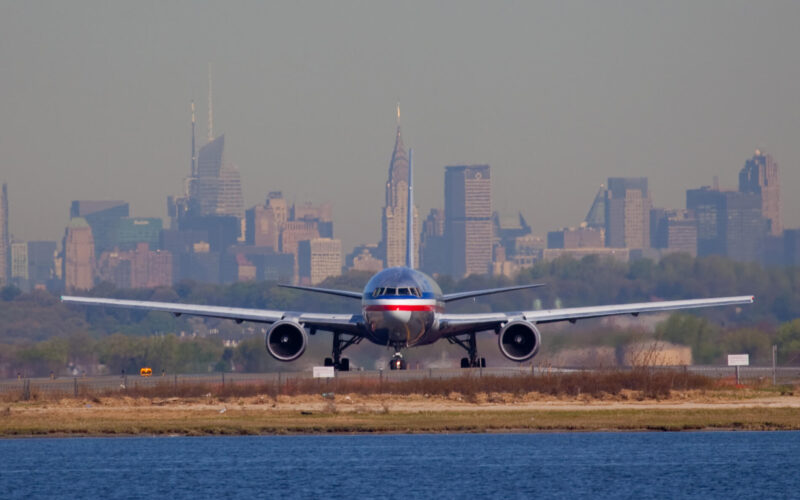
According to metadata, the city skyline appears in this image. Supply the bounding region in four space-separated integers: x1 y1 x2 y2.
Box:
2 2 800 253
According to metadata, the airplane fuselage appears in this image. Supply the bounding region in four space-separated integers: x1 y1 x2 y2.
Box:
361 267 443 348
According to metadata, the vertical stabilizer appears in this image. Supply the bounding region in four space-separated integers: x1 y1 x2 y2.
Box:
406 148 414 269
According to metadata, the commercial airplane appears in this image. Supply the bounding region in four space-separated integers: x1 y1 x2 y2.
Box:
62 150 754 370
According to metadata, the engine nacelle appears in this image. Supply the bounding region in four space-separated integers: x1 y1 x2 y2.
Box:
266 321 308 362
498 320 541 362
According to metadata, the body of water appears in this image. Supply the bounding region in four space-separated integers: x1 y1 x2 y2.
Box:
1 432 798 499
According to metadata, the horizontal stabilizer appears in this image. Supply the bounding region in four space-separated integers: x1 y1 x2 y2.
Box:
441 283 545 303
278 284 363 300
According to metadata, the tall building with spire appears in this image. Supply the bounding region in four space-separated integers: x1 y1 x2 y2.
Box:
0 183 8 286
191 135 244 217
739 150 781 236
381 105 418 268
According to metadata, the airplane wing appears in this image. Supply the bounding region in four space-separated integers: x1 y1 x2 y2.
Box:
438 295 754 335
441 283 545 303
277 284 363 300
60 296 364 335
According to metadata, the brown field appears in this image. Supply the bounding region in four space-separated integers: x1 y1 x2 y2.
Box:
2 371 800 437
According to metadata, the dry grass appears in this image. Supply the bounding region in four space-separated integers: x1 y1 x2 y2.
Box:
1 369 714 403
2 405 800 437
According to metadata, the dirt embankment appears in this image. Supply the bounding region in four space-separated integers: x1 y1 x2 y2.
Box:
3 390 800 437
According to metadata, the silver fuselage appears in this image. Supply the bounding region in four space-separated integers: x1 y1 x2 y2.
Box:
361 267 444 348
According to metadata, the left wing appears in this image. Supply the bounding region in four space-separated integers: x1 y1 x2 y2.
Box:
441 284 545 303
438 295 754 336
61 296 364 334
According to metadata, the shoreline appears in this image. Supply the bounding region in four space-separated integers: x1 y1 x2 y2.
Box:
3 391 800 437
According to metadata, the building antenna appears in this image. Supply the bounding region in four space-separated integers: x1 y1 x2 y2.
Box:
207 63 213 142
396 101 400 126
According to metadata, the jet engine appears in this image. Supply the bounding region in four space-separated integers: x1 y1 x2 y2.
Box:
266 321 308 362
498 320 541 362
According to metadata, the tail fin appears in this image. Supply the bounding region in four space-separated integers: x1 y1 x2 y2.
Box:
406 148 415 269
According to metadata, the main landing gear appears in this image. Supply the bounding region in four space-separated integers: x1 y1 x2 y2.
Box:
323 331 361 371
448 332 486 368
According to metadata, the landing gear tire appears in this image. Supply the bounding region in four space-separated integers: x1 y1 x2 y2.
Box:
390 359 406 370
324 358 334 367
460 356 486 368
339 358 350 372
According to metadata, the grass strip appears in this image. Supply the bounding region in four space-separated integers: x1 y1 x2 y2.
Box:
2 406 800 437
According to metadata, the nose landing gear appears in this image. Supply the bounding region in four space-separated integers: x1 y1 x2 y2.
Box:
389 352 406 370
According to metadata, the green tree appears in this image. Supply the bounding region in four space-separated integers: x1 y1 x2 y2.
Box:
656 313 722 364
777 319 800 364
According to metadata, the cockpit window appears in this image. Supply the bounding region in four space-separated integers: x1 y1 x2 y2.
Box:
371 287 422 297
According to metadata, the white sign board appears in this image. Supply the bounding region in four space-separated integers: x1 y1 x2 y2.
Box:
313 366 335 378
727 354 750 366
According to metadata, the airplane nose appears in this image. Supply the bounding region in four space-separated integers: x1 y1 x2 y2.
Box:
384 308 412 323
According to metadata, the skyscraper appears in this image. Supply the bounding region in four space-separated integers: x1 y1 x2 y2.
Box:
0 183 8 286
70 200 129 254
63 218 95 291
604 177 652 249
381 105 418 268
739 150 781 236
298 238 342 285
445 164 493 278
192 135 244 218
686 186 766 262
420 208 446 275
650 208 698 257
584 184 606 229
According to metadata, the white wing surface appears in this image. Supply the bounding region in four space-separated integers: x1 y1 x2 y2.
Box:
438 295 754 335
61 296 364 334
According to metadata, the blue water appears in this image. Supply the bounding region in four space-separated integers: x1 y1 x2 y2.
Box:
1 432 798 499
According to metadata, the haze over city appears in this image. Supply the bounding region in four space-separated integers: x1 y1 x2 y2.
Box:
1 1 799 253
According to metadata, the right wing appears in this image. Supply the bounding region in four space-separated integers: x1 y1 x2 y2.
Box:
61 296 364 334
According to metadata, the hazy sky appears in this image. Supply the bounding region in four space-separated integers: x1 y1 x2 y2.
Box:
1 1 798 252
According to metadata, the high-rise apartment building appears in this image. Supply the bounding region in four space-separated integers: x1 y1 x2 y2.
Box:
739 150 781 236
298 238 342 285
63 218 95 291
381 108 418 268
604 178 652 249
0 183 8 286
444 165 492 278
